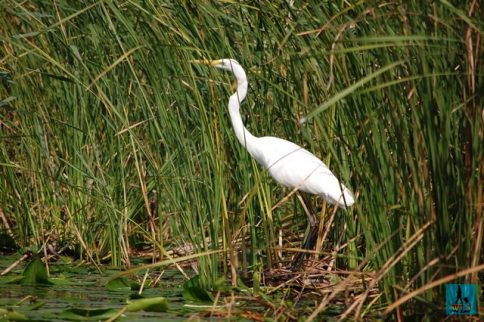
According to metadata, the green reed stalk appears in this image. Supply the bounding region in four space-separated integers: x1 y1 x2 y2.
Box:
0 1 481 318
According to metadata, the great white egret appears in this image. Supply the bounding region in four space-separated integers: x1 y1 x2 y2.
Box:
193 58 355 270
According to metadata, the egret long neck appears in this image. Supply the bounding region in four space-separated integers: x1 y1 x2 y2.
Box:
228 68 258 155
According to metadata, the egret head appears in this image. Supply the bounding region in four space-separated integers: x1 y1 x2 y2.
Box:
191 58 248 92
210 59 240 71
191 58 240 71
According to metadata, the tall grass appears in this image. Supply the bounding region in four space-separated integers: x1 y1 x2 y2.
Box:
1 0 482 318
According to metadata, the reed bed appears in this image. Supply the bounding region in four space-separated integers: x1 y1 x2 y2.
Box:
1 1 482 319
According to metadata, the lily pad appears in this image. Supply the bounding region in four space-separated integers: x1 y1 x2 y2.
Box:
58 308 118 321
0 308 28 321
126 297 168 312
105 276 132 291
182 275 213 302
5 258 54 285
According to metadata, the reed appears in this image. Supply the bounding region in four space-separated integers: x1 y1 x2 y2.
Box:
1 0 481 318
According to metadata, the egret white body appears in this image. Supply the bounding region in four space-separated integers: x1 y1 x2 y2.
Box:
202 59 354 207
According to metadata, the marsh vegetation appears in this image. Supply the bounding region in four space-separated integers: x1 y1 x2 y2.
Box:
0 1 482 320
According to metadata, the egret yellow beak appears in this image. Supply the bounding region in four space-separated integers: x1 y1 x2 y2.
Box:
190 59 222 66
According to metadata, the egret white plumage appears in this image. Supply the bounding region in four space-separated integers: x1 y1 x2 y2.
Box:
193 58 354 269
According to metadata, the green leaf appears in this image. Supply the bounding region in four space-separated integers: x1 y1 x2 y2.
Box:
49 277 71 286
303 60 405 121
0 309 28 321
3 276 25 284
21 299 46 311
182 275 213 302
20 258 53 285
105 276 131 291
126 297 168 312
58 308 118 321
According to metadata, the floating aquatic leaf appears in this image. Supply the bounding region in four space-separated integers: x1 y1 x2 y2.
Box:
105 276 132 291
58 308 118 321
182 275 213 302
126 297 168 312
2 276 25 284
0 308 28 321
21 299 46 311
20 258 53 285
49 277 71 286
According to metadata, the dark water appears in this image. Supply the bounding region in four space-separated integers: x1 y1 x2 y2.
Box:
0 255 210 321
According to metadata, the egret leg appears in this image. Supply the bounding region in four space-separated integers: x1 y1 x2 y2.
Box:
291 193 319 271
